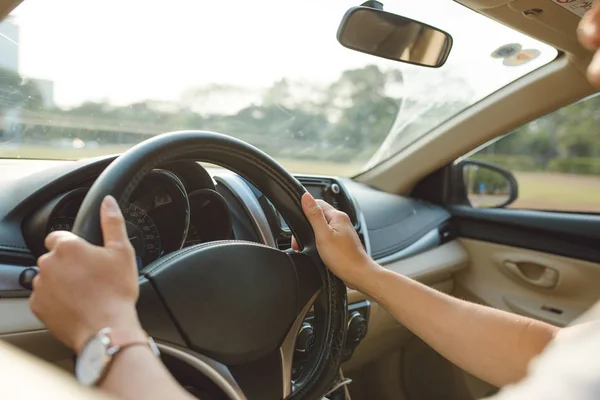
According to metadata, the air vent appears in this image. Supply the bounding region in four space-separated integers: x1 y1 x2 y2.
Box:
276 237 292 251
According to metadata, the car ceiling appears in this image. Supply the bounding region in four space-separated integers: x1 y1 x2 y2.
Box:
460 0 592 65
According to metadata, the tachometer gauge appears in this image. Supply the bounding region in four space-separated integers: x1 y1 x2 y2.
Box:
184 189 233 247
185 224 202 246
122 202 162 269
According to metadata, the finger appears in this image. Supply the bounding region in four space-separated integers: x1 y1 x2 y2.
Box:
315 199 338 223
578 5 600 50
37 252 52 269
29 292 40 316
291 236 299 251
301 193 329 234
31 274 40 290
588 50 600 87
100 195 129 248
44 230 75 252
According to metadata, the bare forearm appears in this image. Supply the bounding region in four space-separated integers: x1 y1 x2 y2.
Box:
102 346 194 400
361 263 559 387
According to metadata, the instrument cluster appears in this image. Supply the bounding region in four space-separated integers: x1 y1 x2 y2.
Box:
24 168 234 270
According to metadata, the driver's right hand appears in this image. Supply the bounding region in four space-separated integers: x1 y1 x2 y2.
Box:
30 195 144 353
579 1 600 86
292 193 381 291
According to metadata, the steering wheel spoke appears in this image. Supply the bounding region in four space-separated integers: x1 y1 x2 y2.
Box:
137 277 187 347
288 251 323 312
156 341 248 400
279 284 321 398
201 281 319 400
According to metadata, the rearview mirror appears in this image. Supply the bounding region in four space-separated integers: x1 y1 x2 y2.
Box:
337 4 453 68
452 159 519 208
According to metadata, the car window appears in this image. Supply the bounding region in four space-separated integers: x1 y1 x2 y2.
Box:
461 92 600 213
1 0 556 177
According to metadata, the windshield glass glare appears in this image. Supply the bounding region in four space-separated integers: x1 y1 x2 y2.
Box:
1 0 557 176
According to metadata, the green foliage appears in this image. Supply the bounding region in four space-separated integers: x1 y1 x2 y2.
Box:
3 60 599 175
548 157 600 175
0 68 44 110
0 64 407 165
471 93 600 176
322 65 402 150
471 154 537 172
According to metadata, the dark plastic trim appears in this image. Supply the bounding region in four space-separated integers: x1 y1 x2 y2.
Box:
451 206 600 263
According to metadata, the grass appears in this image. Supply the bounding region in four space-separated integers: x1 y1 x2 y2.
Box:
0 145 132 159
0 145 363 177
511 172 600 213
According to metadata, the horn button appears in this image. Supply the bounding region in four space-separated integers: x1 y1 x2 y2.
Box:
145 242 299 366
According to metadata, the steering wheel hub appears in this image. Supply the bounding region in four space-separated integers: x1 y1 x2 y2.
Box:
145 242 304 365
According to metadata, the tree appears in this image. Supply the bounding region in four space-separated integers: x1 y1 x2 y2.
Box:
323 65 402 152
0 68 44 110
262 78 293 108
0 68 45 142
473 92 600 175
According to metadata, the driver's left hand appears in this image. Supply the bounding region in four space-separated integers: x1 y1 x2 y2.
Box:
30 195 143 353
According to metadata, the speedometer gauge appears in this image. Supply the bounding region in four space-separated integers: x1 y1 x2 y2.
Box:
45 202 162 270
122 202 162 269
48 216 75 232
34 170 188 270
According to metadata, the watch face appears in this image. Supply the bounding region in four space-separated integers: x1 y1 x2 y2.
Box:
76 333 111 386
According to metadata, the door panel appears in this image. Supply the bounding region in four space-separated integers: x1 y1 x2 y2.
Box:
455 239 600 327
445 238 600 399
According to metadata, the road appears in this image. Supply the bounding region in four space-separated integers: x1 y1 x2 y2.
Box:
3 111 303 150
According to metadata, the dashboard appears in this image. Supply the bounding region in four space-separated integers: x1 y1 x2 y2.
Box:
0 155 458 398
0 157 452 268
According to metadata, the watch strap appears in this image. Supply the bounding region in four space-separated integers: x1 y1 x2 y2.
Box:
106 335 161 357
77 327 160 387
105 328 160 357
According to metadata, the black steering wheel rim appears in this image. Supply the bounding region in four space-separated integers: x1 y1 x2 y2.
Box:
71 131 347 400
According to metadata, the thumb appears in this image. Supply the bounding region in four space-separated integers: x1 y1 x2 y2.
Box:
100 195 129 248
301 193 329 235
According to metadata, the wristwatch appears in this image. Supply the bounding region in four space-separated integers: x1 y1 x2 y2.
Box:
75 327 160 386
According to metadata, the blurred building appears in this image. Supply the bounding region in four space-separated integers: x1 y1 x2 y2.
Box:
0 17 56 109
0 17 19 73
29 78 55 108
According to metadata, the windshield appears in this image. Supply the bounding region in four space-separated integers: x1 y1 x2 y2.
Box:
1 0 556 176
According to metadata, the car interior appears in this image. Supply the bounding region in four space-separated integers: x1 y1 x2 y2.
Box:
0 0 599 399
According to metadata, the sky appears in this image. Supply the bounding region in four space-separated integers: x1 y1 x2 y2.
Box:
5 0 558 111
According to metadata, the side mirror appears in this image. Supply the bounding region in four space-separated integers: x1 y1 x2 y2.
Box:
452 159 519 209
337 3 453 68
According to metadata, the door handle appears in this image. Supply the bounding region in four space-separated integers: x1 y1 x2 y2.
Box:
503 261 559 289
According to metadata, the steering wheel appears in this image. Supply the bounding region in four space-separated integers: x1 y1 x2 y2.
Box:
70 131 347 400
